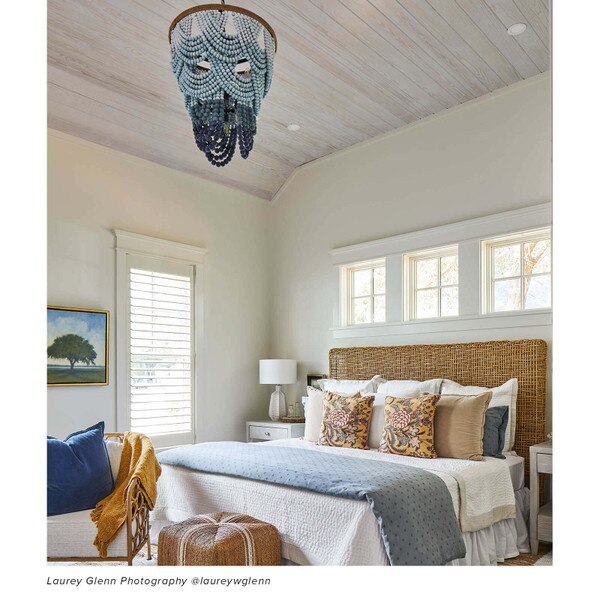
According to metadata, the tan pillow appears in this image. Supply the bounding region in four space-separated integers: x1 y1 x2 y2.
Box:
318 392 374 450
304 386 359 442
434 392 492 461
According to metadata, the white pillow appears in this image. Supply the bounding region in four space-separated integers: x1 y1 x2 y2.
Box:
104 439 122 483
440 378 518 453
303 386 360 443
376 378 442 397
368 394 386 449
317 375 385 395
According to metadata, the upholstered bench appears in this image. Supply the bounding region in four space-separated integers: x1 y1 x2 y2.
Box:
158 512 281 566
47 432 154 565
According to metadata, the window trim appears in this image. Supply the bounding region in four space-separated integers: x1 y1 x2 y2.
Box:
481 227 551 315
114 230 206 449
340 258 386 326
403 245 459 321
331 308 551 339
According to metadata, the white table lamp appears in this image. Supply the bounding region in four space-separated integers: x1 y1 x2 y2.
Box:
259 359 297 421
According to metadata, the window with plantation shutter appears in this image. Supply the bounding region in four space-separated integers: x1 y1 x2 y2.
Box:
129 259 194 446
125 254 195 447
115 231 205 449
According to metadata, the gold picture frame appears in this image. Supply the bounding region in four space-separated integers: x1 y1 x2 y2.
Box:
47 306 109 386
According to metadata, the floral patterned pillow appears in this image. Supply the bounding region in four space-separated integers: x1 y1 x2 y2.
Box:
378 395 440 458
318 392 375 450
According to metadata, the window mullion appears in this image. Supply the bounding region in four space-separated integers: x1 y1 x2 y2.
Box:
520 242 525 310
489 244 494 313
437 257 441 318
412 259 417 321
370 267 375 323
349 268 355 325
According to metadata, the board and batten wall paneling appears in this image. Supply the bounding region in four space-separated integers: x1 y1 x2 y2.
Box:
47 130 271 441
267 73 552 426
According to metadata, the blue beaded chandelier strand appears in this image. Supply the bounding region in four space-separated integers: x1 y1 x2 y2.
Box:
169 2 277 167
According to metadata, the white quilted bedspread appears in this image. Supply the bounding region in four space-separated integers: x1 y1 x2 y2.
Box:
152 439 516 566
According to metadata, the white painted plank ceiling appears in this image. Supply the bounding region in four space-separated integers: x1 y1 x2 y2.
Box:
48 0 550 200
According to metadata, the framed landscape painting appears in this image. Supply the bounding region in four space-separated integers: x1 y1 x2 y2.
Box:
47 306 109 386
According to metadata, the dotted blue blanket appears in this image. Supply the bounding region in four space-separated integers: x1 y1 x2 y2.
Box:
159 442 466 565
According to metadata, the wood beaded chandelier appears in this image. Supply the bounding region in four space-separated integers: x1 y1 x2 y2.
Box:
169 2 277 167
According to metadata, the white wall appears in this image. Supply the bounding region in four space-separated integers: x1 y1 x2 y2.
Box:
47 130 271 440
48 74 552 438
268 74 552 425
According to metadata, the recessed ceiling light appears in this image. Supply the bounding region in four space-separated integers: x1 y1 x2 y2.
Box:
507 23 527 36
287 123 300 132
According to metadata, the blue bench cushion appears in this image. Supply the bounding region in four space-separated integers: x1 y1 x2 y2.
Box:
47 421 114 516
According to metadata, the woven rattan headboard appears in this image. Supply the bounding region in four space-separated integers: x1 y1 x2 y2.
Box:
329 339 547 469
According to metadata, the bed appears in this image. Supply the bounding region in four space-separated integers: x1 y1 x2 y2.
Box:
152 339 547 566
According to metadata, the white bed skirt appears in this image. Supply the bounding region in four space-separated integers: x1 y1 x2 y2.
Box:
449 487 530 566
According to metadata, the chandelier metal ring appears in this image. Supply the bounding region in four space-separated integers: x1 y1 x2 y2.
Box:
168 4 277 51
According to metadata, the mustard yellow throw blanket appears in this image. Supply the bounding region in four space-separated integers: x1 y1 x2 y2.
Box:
91 432 161 557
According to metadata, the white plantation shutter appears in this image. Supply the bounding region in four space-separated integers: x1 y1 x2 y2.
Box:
126 255 195 447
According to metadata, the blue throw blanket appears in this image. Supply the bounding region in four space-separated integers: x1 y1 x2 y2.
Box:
159 442 466 565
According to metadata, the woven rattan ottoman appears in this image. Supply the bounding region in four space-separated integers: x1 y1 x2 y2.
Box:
158 512 281 566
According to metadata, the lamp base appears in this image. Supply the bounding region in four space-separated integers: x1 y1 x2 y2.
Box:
268 385 286 421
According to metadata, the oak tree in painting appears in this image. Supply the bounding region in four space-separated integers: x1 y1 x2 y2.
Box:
47 334 97 371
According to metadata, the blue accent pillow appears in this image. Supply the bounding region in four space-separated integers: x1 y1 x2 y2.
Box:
47 421 114 516
483 406 509 459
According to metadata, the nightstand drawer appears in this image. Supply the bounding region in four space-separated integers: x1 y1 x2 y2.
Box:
248 425 289 441
537 453 552 474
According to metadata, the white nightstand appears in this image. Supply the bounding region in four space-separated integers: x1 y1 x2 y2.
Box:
246 421 305 443
529 441 552 555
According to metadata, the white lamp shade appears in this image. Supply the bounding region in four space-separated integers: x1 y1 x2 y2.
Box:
259 359 297 385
